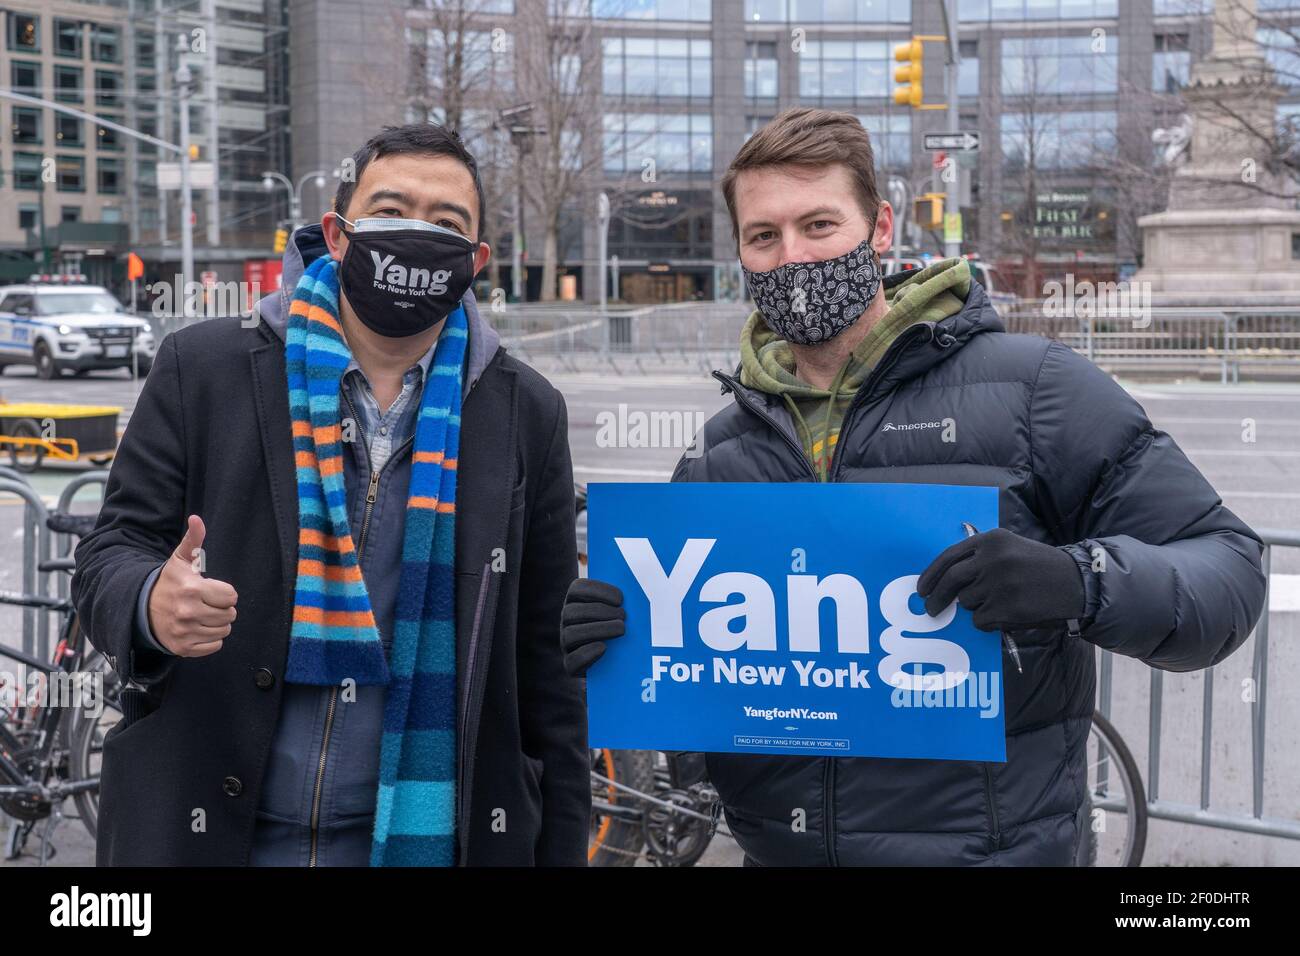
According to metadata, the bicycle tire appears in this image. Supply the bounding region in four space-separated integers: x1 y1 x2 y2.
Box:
589 748 656 867
67 648 123 841
1083 710 1148 867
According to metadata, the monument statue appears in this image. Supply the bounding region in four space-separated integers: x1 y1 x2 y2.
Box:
1136 0 1300 296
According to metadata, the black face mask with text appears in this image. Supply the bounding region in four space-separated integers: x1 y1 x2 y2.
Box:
336 216 476 338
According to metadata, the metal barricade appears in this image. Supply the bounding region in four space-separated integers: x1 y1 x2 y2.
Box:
488 301 1300 381
1096 528 1300 842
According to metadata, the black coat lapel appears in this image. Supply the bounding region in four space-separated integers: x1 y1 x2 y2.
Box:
249 330 299 656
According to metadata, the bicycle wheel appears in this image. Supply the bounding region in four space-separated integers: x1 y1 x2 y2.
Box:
589 748 656 867
67 651 123 840
1077 710 1148 867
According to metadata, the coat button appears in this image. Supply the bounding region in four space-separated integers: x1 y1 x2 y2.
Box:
223 776 242 797
254 667 275 690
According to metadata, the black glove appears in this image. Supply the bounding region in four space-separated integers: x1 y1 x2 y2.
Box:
560 578 626 677
915 528 1085 632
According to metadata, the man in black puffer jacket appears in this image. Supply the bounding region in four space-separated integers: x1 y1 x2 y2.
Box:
561 108 1266 866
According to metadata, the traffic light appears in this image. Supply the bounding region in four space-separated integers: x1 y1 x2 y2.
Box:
914 193 944 230
273 228 288 254
188 143 200 160
893 39 924 109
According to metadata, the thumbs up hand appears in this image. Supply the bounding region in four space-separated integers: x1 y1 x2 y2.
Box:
147 515 239 658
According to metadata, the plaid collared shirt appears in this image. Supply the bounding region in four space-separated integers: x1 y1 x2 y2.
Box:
340 341 436 473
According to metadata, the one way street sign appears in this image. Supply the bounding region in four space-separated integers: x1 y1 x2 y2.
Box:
923 131 980 152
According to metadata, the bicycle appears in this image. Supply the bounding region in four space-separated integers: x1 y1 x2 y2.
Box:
0 511 122 864
574 483 1149 867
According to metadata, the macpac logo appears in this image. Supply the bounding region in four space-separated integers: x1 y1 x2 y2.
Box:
370 252 451 295
49 885 151 936
881 420 944 432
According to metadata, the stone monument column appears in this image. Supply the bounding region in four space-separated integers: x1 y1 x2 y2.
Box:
1135 0 1300 298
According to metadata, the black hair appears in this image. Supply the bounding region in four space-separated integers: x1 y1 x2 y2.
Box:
333 123 486 241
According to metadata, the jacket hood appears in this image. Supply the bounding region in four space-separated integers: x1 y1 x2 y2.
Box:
251 222 501 397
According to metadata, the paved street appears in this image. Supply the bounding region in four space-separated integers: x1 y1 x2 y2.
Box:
0 357 1296 866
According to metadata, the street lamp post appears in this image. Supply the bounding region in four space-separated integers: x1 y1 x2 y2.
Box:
597 191 610 312
175 35 195 317
262 169 328 232
494 103 545 302
939 0 962 259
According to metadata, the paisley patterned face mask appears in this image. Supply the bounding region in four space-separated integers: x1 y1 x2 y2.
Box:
742 238 883 345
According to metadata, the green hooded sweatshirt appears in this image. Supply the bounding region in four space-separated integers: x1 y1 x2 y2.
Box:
738 256 972 480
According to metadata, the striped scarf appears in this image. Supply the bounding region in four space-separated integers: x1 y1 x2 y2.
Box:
282 253 465 866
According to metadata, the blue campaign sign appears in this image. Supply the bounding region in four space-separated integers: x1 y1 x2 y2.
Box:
586 482 1005 762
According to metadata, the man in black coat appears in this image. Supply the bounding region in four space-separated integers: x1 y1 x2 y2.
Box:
72 124 589 866
562 108 1267 866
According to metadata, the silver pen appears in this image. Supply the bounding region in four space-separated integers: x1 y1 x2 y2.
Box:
961 521 1023 674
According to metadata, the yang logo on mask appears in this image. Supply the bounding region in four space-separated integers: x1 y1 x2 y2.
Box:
370 251 452 298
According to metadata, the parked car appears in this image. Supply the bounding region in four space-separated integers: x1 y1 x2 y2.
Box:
0 275 155 379
965 260 1020 313
881 256 926 276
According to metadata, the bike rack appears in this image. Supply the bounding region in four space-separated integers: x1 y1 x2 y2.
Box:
0 469 109 663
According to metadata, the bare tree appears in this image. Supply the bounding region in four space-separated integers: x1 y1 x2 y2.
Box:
511 0 607 301
361 2 518 294
998 54 1058 300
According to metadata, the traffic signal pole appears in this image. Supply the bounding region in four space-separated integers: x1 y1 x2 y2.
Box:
939 0 962 259
894 12 963 259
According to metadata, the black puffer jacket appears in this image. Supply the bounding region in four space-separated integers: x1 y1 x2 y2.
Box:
672 275 1266 866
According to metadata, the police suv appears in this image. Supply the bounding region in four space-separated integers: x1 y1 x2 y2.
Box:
0 275 155 379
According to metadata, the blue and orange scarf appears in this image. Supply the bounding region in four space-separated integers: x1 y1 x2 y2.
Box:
282 254 465 866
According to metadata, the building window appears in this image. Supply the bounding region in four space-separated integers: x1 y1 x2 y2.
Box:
1001 109 1118 169
91 24 121 63
1153 34 1190 93
13 106 42 145
744 0 910 22
95 70 123 108
56 114 84 146
18 205 40 231
1293 233 1300 260
14 152 45 191
745 42 778 98
7 13 40 52
96 119 123 151
11 61 40 95
959 39 980 96
1001 35 1118 96
1260 26 1300 89
419 29 514 97
602 37 711 98
98 157 122 194
608 189 714 260
138 117 159 155
61 206 82 223
136 31 156 68
55 64 84 102
962 0 1117 17
55 18 82 57
592 0 712 21
603 113 713 174
858 112 912 169
57 155 86 192
799 41 893 99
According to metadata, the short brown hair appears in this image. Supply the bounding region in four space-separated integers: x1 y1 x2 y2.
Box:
721 108 882 243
